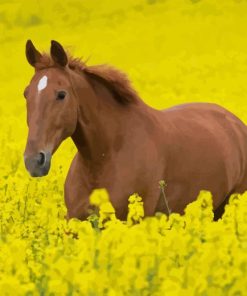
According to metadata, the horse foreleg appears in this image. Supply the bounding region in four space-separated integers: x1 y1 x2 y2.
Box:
64 153 91 220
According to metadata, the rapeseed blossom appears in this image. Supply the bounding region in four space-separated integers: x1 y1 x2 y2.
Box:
1 0 247 294
127 193 144 225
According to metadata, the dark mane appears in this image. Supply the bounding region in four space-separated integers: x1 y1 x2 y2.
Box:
35 52 140 105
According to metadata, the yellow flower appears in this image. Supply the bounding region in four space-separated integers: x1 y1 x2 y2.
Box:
2 1 247 294
127 193 144 225
89 188 110 207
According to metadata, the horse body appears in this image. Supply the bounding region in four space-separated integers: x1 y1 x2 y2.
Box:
24 40 247 220
65 98 247 220
159 103 247 217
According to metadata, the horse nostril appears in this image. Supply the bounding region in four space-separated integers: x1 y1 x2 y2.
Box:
38 152 46 166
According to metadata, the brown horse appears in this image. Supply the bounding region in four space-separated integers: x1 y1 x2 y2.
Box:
24 40 247 220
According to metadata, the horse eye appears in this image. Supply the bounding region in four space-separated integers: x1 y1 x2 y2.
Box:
56 91 67 100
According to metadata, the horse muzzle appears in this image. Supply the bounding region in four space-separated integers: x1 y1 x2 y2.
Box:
24 151 51 177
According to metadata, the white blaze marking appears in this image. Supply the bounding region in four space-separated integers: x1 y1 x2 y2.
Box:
37 75 48 92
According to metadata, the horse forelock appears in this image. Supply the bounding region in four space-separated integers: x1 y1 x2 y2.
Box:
33 52 140 105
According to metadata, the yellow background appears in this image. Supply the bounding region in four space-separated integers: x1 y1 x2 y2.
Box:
2 0 247 179
1 0 247 294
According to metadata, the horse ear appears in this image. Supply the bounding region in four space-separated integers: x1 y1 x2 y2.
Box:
26 40 42 67
50 40 68 67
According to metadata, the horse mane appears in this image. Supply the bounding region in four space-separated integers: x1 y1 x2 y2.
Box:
35 53 140 105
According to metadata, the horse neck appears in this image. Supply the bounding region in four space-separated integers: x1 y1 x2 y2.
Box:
69 70 148 163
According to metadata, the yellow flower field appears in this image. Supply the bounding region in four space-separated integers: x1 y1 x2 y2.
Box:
1 0 247 294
